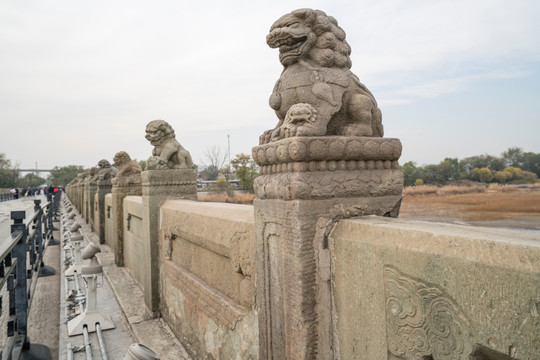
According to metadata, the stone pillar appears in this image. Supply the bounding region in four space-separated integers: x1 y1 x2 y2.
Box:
77 176 84 213
141 169 197 313
83 181 89 223
87 180 97 228
96 178 113 244
252 136 403 359
111 175 142 266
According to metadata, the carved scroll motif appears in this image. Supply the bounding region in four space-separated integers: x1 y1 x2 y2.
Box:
383 266 473 360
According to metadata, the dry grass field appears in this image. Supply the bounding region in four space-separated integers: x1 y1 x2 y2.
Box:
197 184 540 230
400 184 540 230
198 192 256 205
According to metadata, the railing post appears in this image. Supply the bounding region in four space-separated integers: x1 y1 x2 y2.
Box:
11 210 30 350
34 200 43 268
53 192 60 222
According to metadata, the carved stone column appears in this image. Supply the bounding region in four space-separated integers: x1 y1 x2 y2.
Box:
77 174 85 213
141 119 197 313
141 169 197 313
75 179 80 212
95 160 118 244
253 136 403 359
96 178 113 244
87 179 97 228
111 175 142 266
83 180 89 221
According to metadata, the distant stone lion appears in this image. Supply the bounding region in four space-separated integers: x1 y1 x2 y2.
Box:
113 151 142 177
261 8 383 144
97 159 118 181
145 120 193 170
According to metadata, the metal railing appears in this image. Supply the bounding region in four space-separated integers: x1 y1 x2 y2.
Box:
0 195 58 359
0 193 14 202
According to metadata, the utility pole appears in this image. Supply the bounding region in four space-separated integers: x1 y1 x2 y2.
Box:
227 133 231 175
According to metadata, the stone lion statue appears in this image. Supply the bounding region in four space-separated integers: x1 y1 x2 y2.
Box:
97 159 118 181
260 8 383 144
145 120 193 170
113 151 142 177
87 167 99 182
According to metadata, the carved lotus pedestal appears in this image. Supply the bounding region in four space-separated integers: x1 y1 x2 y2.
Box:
252 136 403 359
141 169 197 313
111 175 142 267
96 179 113 244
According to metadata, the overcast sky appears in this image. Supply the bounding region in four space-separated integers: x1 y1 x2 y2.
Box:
1 0 539 173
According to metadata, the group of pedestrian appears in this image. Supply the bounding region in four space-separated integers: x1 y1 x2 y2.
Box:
9 185 59 199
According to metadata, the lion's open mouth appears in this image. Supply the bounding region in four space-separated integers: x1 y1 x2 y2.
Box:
267 31 308 64
277 36 307 54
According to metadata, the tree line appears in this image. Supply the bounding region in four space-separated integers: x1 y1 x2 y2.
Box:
0 151 259 194
0 153 84 189
401 147 540 186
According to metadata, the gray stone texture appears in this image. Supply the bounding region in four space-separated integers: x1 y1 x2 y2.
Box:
145 120 194 170
86 167 98 228
159 200 258 360
330 217 540 360
96 159 118 244
111 175 142 266
111 151 143 267
261 8 383 144
141 169 197 313
254 8 403 359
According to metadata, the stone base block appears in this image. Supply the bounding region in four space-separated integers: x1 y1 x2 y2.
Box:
141 169 197 199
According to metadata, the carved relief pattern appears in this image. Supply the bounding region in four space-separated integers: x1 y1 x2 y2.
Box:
383 267 473 360
252 136 402 166
254 169 403 200
230 231 254 277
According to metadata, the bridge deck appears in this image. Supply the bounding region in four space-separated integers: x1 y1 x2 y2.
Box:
0 197 191 359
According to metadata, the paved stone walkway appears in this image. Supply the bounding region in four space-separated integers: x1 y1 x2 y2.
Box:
0 196 192 359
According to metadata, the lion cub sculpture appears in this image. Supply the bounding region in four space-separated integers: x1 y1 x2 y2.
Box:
145 120 193 170
261 8 383 144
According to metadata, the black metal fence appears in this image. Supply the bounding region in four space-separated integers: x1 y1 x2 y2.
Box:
0 194 58 359
0 193 14 202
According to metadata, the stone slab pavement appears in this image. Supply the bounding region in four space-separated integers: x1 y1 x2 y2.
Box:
0 196 191 359
59 203 192 360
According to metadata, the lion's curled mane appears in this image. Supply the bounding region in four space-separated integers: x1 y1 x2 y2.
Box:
261 8 383 144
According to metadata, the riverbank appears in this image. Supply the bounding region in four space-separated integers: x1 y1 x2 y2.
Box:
400 184 540 231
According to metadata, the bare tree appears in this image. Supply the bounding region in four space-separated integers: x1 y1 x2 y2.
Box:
201 146 227 181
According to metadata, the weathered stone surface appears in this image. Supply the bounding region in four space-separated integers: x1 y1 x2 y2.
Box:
254 196 401 360
104 194 113 249
253 137 403 203
97 159 118 181
254 136 401 165
141 169 197 313
85 167 98 228
123 196 145 289
145 120 193 170
159 200 258 360
330 217 540 360
254 9 403 360
112 151 142 181
261 8 383 144
111 151 142 267
96 160 117 244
